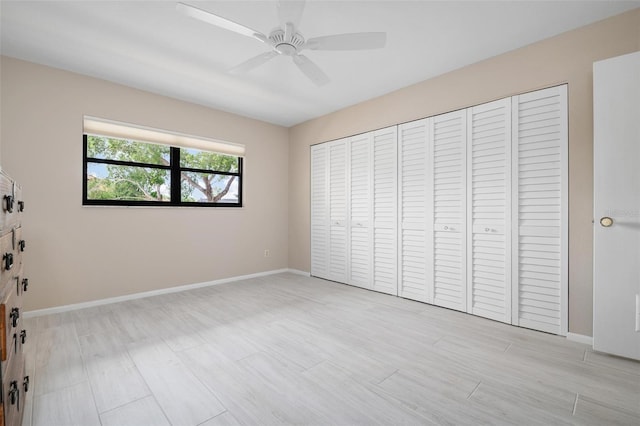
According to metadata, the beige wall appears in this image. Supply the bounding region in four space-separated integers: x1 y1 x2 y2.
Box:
1 57 289 311
288 9 640 336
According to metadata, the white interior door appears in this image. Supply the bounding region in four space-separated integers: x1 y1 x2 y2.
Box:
310 144 329 279
467 98 512 323
431 110 468 312
593 51 640 360
328 140 348 283
398 119 429 302
372 127 398 295
511 85 568 335
349 133 372 289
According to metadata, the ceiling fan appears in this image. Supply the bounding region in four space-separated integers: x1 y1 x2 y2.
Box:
176 1 387 86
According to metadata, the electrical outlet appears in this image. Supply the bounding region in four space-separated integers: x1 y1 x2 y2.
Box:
264 249 270 257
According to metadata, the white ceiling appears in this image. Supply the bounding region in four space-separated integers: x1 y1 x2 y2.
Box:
1 1 639 127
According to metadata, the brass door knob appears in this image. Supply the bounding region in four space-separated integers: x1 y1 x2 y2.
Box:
600 217 614 227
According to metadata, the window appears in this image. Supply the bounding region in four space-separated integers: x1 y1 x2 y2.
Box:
82 118 243 207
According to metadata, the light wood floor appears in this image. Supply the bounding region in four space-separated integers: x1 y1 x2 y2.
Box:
22 273 640 426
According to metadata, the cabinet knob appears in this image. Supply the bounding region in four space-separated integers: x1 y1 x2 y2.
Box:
18 240 26 252
22 278 29 292
23 376 29 393
17 201 24 212
3 252 14 271
20 329 27 345
3 195 14 213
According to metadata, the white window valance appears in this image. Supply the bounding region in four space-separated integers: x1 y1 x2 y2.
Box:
83 116 245 157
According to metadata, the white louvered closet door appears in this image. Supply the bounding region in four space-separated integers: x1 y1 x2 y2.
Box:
398 119 429 302
310 144 329 279
328 139 349 283
467 98 512 323
372 127 398 295
511 85 568 335
431 110 468 312
349 133 372 289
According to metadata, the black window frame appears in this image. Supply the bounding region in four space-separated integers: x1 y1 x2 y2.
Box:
83 134 243 207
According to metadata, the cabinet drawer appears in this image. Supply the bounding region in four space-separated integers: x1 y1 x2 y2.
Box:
0 173 21 233
0 283 22 366
0 231 21 290
2 356 25 426
12 226 25 269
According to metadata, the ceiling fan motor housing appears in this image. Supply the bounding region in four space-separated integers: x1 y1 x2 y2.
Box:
269 29 305 55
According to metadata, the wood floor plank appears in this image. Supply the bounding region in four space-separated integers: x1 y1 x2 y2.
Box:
32 381 100 426
178 343 301 425
127 338 225 426
99 396 171 426
198 411 242 426
584 349 640 375
302 360 433 425
467 382 575 425
79 332 150 413
574 394 640 425
34 324 87 396
373 369 495 426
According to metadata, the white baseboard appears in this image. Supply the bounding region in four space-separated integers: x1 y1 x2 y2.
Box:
24 268 290 318
287 268 310 276
566 332 593 346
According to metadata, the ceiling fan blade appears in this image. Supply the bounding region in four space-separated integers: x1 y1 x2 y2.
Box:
305 32 387 51
229 51 279 74
293 54 329 87
277 1 306 30
177 2 268 44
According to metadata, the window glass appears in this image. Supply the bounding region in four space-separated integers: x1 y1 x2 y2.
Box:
181 172 239 203
87 163 171 202
87 136 170 165
83 134 242 207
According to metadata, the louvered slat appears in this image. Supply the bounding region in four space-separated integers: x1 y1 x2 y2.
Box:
468 98 511 323
398 120 428 302
349 134 371 289
432 110 467 311
373 127 398 295
512 85 568 335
